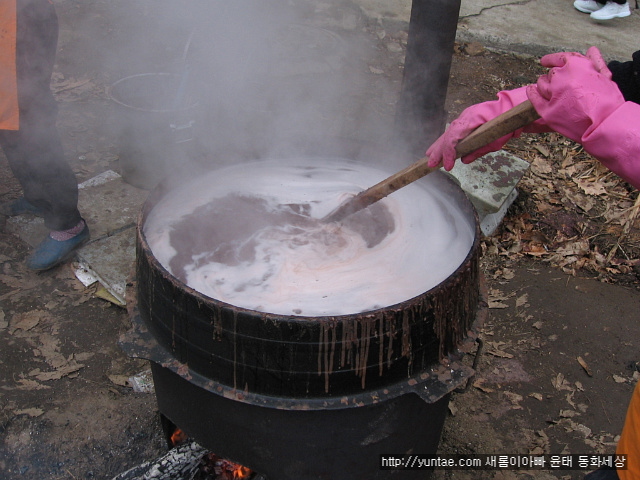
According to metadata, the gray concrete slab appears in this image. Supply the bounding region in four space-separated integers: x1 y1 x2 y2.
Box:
75 228 135 305
457 0 639 61
445 150 530 235
447 150 529 213
75 172 147 304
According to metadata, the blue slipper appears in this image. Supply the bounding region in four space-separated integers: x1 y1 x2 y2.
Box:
26 224 90 271
0 197 44 217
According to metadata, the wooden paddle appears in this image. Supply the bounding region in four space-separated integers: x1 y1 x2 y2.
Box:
322 100 540 223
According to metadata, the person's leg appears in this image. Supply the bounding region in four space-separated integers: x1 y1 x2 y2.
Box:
0 0 88 270
0 0 81 232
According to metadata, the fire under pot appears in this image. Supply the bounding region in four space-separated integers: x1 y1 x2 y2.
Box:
121 157 487 480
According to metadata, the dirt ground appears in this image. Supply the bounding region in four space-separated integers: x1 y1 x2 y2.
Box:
1 1 639 480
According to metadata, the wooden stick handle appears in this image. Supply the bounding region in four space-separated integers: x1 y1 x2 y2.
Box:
455 99 540 157
323 100 540 223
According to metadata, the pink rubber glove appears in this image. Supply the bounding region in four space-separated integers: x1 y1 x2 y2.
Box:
582 102 640 189
527 47 640 189
426 86 550 171
526 47 625 143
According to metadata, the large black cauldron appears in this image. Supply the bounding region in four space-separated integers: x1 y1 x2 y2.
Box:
121 162 485 480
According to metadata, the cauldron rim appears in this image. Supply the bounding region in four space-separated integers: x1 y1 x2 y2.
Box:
137 159 480 322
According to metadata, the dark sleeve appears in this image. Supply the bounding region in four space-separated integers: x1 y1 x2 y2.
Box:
608 50 640 104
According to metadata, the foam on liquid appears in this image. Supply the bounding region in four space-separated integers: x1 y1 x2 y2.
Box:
144 158 475 316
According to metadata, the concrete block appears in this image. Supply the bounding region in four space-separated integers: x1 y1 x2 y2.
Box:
445 150 529 236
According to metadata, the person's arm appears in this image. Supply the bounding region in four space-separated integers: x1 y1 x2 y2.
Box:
427 47 640 188
526 47 640 189
572 101 640 189
425 87 550 171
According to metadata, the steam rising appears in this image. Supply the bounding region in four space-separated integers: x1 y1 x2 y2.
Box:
103 0 401 182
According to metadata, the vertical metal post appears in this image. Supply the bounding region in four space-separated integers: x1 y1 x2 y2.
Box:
394 0 461 158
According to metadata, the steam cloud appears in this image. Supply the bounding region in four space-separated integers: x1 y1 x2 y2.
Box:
95 0 412 185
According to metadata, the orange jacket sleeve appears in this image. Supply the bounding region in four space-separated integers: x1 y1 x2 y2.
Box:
617 381 640 480
0 0 19 130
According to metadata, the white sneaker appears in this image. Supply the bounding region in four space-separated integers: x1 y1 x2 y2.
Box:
590 1 631 19
574 0 605 12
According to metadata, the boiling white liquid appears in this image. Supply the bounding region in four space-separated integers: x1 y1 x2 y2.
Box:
144 158 475 316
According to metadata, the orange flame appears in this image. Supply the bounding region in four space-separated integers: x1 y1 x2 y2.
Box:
170 428 187 446
197 452 253 479
170 432 253 479
213 456 253 479
233 465 252 479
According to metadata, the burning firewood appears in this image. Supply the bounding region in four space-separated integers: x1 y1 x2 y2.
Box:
112 441 206 480
111 439 263 480
195 452 254 480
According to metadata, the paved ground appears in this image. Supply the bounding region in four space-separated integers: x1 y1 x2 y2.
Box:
358 0 640 61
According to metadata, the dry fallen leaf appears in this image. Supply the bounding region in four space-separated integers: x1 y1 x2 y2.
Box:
473 379 495 393
488 301 509 309
30 363 84 382
503 391 524 409
108 375 131 388
14 408 44 417
501 268 515 280
8 310 47 335
559 409 580 418
552 373 574 392
562 420 592 438
14 378 51 390
531 157 553 176
574 177 607 196
486 341 514 358
515 294 529 308
577 356 593 376
74 352 95 362
613 374 627 383
577 403 589 413
488 287 512 308
487 349 514 359
534 145 550 157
